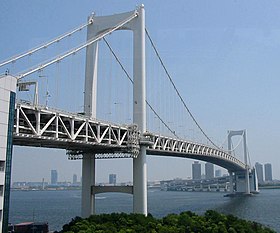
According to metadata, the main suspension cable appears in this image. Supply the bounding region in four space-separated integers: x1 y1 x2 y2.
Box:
103 37 179 138
0 21 91 68
17 12 138 79
145 28 220 148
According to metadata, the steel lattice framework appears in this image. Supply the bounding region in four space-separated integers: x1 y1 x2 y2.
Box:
146 134 246 171
13 102 246 171
13 102 140 158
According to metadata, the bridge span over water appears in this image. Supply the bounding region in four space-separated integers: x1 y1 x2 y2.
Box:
0 5 258 233
13 102 246 172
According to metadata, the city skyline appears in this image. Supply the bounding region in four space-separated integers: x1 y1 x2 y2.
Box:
2 0 280 182
10 158 277 184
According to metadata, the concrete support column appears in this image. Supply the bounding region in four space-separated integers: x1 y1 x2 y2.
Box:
253 168 259 193
243 131 250 194
245 168 250 194
132 5 147 215
82 15 98 217
81 153 95 217
228 171 234 193
133 147 147 214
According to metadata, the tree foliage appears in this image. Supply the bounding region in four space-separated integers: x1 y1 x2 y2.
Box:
55 210 275 233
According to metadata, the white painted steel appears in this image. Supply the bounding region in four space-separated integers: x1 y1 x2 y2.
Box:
131 5 147 216
82 5 148 215
13 102 139 156
147 134 246 171
13 102 246 172
17 12 137 79
228 130 250 194
82 9 139 217
81 153 95 217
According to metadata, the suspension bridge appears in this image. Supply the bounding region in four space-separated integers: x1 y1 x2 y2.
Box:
0 5 258 233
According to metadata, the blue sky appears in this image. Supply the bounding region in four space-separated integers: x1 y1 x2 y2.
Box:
1 0 280 182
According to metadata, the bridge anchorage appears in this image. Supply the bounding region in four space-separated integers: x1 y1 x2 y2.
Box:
0 5 259 232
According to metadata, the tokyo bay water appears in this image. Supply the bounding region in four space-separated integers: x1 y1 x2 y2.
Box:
10 189 280 232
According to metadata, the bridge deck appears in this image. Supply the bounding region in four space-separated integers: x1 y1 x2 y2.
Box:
13 102 246 171
13 102 139 157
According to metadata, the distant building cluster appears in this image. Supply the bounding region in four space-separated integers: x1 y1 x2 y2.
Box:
161 161 229 193
255 162 273 184
191 161 275 185
162 160 277 192
12 171 123 190
192 161 222 181
11 163 277 192
12 170 82 191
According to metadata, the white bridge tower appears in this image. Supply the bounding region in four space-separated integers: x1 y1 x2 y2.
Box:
82 5 147 217
227 130 258 195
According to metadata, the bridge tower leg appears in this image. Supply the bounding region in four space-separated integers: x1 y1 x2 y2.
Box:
227 137 234 194
82 5 147 216
228 130 250 195
82 16 99 218
132 5 147 216
81 154 95 217
242 130 250 194
228 171 234 193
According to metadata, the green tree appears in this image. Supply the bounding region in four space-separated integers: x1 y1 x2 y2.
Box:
56 210 276 233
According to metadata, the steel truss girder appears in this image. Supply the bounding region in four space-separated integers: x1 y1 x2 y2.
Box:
146 134 246 171
13 103 140 157
13 103 246 170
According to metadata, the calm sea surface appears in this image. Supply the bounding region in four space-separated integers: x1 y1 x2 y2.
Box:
9 189 280 232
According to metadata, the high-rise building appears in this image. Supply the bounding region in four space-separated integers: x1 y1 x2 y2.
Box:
215 169 222 177
51 170 58 185
192 161 201 180
0 75 17 232
264 163 272 181
109 174 117 185
255 162 264 184
73 174 78 184
205 163 214 180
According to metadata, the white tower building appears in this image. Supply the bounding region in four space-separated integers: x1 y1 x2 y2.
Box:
0 74 17 233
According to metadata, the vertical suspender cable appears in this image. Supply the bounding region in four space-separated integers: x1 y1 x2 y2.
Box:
103 37 179 138
145 28 220 148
